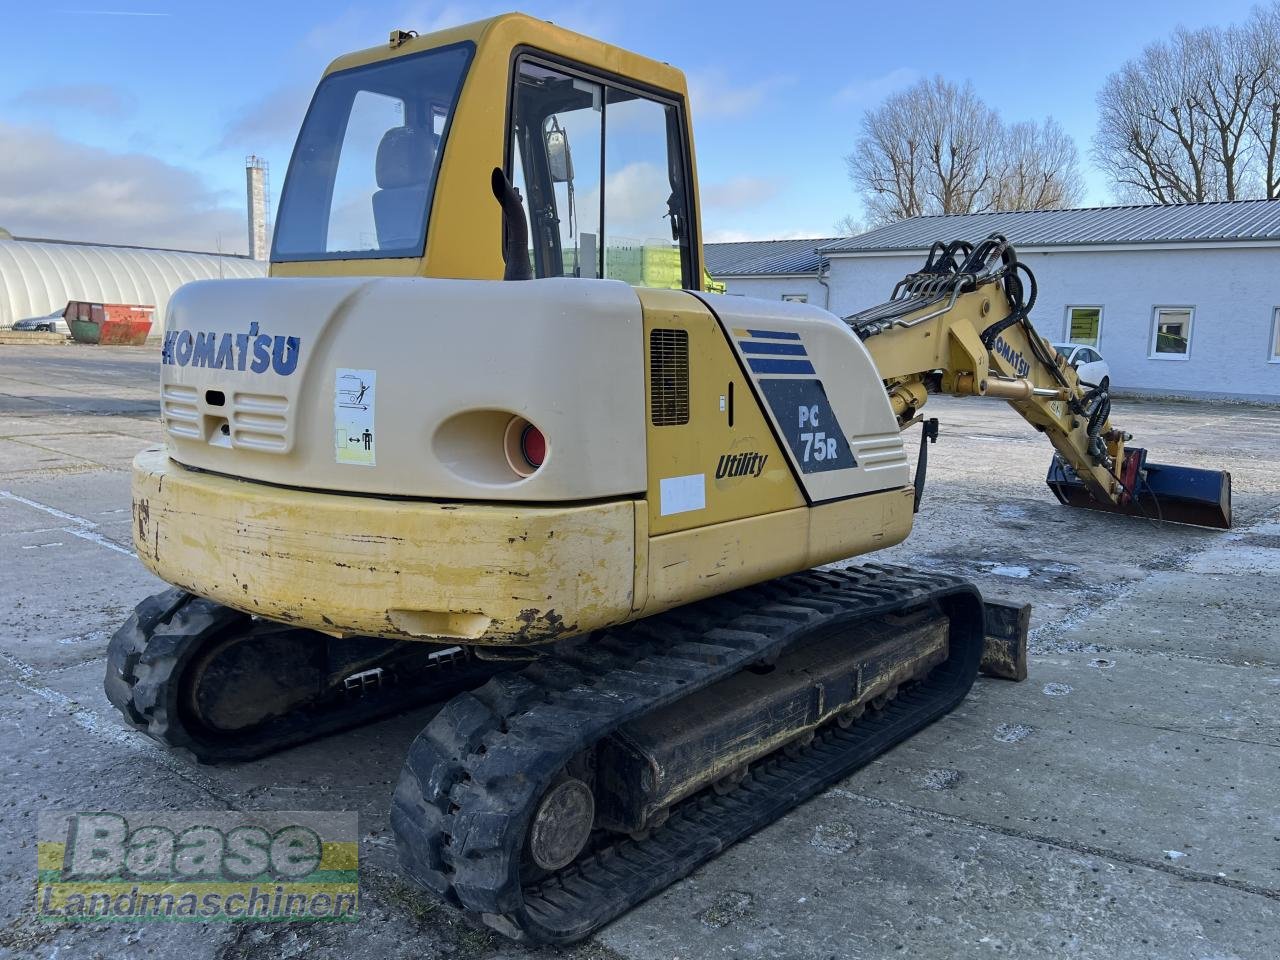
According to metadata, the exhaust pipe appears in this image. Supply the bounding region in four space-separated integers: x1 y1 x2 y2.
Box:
491 167 532 281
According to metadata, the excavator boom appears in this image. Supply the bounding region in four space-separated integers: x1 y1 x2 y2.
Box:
850 235 1232 529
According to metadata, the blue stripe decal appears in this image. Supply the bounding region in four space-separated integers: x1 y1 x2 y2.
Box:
745 328 802 341
747 357 817 375
739 341 808 356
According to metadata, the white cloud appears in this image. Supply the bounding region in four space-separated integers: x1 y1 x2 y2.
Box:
220 84 314 152
701 176 782 211
834 67 919 106
0 122 246 254
9 83 137 118
687 69 791 119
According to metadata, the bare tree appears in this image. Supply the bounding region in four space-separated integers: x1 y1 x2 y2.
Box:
1186 24 1268 198
833 213 864 236
1095 38 1216 202
847 76 1082 225
1247 2 1280 198
846 84 929 224
991 119 1086 211
1095 7 1280 203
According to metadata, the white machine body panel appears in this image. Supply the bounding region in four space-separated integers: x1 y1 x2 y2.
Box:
159 276 646 500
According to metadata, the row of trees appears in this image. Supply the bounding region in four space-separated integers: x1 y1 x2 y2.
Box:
846 2 1280 226
847 78 1084 225
1096 3 1280 202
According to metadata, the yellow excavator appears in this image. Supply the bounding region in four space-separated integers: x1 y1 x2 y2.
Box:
106 13 1232 944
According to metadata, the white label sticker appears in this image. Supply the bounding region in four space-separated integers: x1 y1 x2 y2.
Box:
659 474 706 516
335 368 376 466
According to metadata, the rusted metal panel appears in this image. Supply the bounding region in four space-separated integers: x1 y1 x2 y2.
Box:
67 301 154 345
981 599 1030 681
131 447 638 645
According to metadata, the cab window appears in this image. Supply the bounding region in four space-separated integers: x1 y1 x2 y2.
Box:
509 57 694 289
273 43 473 262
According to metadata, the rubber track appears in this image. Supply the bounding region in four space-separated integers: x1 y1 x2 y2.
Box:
390 564 984 944
105 588 498 763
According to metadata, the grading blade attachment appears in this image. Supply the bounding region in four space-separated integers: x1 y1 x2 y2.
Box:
1046 448 1232 529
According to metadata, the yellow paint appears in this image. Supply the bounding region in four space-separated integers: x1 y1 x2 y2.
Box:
640 288 804 536
132 448 637 646
133 436 911 648
860 283 1125 504
641 487 914 616
272 13 705 290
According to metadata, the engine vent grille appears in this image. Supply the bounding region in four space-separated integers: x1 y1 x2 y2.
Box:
650 328 690 426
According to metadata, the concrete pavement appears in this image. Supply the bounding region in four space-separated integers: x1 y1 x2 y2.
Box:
0 343 1276 960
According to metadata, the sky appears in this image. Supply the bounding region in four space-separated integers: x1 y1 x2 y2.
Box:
0 0 1266 255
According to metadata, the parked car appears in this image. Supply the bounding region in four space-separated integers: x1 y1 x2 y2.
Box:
1052 342 1111 390
12 309 70 335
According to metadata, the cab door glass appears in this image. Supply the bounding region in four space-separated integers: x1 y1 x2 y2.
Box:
511 62 602 279
603 88 687 290
510 58 692 288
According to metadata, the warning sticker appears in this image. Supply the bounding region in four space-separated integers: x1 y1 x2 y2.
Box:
334 368 376 466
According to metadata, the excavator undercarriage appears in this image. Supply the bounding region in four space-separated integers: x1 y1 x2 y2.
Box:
109 565 992 942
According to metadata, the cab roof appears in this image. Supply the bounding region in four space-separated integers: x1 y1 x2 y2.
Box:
322 12 689 99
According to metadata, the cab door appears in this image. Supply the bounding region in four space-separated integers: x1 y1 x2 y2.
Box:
507 54 698 290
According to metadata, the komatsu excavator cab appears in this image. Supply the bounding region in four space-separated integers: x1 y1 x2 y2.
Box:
108 11 1231 946
269 15 700 286
140 13 920 645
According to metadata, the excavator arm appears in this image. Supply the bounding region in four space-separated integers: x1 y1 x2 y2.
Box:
850 235 1232 529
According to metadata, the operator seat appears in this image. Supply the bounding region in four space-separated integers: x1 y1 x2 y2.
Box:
371 126 436 252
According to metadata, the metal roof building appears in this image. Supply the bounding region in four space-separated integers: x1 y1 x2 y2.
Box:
704 238 841 278
820 199 1280 255
710 200 1280 402
0 236 264 329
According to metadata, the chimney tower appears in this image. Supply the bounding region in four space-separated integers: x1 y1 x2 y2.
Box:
245 156 271 261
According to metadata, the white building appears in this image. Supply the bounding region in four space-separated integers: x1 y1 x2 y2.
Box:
706 201 1280 402
704 237 839 309
0 235 264 330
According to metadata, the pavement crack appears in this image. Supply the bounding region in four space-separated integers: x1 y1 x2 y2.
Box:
830 787 1280 903
1112 716 1280 749
1031 642 1280 671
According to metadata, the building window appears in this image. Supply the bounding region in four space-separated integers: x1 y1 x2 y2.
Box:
1150 306 1194 359
1065 306 1102 347
1271 307 1280 363
781 293 808 303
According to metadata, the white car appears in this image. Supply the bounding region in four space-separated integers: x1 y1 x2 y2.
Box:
12 309 70 335
1052 342 1111 391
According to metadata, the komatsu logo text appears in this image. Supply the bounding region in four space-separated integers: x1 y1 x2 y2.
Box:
162 324 302 376
992 335 1031 378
